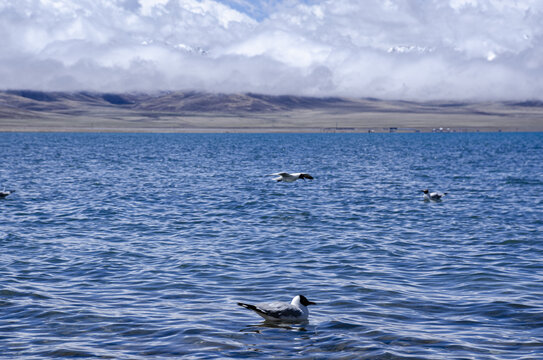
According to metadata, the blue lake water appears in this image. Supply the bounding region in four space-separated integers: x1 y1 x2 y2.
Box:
1 132 542 359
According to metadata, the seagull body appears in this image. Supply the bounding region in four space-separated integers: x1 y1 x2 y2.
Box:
422 189 447 201
237 295 316 322
269 172 314 182
0 189 15 199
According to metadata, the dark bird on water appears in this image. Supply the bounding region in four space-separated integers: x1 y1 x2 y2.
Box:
0 188 15 198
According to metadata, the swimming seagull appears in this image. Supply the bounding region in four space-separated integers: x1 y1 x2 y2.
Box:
0 188 15 199
422 189 447 201
268 172 314 182
237 295 316 322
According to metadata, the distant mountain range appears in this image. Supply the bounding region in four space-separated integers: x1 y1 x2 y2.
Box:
0 90 375 114
3 89 543 114
1 90 542 132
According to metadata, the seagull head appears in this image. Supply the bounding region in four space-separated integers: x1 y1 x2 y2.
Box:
421 189 429 194
294 295 316 307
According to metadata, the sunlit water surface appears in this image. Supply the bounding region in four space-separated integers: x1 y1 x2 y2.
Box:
1 132 542 359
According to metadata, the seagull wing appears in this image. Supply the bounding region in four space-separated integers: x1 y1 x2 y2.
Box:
261 302 303 319
238 301 303 320
430 192 442 199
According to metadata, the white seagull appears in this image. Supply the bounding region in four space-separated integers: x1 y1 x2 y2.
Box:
0 188 15 199
268 172 314 182
237 295 316 322
422 189 447 201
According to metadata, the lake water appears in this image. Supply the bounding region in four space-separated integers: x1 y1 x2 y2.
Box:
1 132 542 359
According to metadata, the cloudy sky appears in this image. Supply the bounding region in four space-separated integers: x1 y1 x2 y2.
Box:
0 0 542 99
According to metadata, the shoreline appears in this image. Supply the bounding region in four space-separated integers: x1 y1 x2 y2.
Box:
2 111 542 133
1 113 541 133
0 126 540 133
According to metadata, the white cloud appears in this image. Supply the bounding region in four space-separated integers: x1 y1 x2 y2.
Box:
223 30 331 68
0 0 542 99
139 0 169 16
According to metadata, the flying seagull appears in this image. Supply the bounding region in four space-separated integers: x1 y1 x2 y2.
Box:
269 172 314 182
422 189 447 201
237 295 316 322
0 188 15 199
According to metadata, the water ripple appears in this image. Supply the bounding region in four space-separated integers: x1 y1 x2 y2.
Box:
1 132 542 359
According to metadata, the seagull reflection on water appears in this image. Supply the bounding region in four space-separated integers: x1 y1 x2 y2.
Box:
240 321 309 334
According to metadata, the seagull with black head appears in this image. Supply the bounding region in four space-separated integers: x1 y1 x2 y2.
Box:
268 172 314 183
237 295 316 322
421 189 448 201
